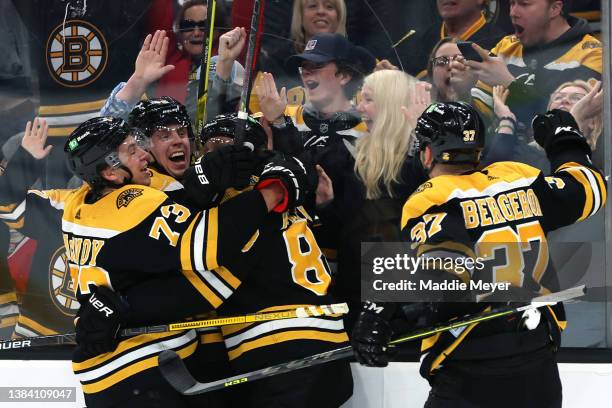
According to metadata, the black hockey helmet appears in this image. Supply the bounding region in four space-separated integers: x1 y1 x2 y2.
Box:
128 96 195 140
200 113 268 151
415 101 485 164
64 117 133 186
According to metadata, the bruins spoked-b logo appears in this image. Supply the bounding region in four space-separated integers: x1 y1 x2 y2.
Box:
49 247 80 316
46 20 108 88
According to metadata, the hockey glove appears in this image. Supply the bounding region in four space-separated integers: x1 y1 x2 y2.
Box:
351 301 395 367
75 286 129 356
255 154 316 212
183 145 256 208
532 109 591 157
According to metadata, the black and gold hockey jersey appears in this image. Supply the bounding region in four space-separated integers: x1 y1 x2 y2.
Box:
213 199 349 372
62 182 270 406
400 158 606 378
472 17 602 126
0 145 185 340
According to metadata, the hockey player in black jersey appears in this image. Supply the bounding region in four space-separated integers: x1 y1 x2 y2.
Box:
173 114 353 408
59 116 310 408
351 103 606 407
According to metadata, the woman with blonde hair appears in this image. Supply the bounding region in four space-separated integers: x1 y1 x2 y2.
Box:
355 69 427 199
290 0 347 52
325 69 430 325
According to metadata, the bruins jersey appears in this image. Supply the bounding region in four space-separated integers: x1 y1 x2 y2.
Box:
472 17 601 126
0 148 186 339
214 198 349 372
62 182 270 406
400 158 606 378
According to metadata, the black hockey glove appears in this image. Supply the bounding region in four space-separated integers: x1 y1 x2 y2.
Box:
183 145 256 208
351 301 395 367
532 109 591 157
75 286 129 356
255 154 317 212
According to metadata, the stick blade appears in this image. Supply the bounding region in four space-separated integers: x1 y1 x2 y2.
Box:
158 350 197 394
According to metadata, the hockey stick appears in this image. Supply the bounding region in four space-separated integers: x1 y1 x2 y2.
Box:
158 285 585 395
0 303 348 351
195 0 217 134
234 0 263 147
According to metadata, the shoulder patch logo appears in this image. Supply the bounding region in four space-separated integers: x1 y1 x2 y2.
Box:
415 181 433 194
46 20 108 88
582 41 601 50
116 188 144 209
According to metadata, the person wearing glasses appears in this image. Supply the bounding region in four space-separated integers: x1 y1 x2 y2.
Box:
426 37 478 104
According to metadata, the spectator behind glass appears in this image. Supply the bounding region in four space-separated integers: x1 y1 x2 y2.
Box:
469 0 602 128
327 69 430 325
394 0 506 78
254 0 348 108
426 37 477 103
155 0 232 106
483 79 602 171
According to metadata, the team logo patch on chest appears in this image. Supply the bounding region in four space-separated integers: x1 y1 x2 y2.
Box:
48 247 79 316
116 188 144 208
46 20 108 88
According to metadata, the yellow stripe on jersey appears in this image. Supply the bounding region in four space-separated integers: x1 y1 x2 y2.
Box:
556 162 605 220
200 332 224 344
0 203 17 212
241 230 259 252
80 339 197 394
227 330 348 361
39 99 106 115
429 321 480 373
215 266 241 290
205 207 219 270
421 332 441 352
0 292 17 305
546 305 567 331
0 316 17 328
440 13 485 40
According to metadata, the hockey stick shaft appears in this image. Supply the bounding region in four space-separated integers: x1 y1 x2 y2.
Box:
0 303 348 351
158 285 585 395
195 0 217 133
234 0 263 146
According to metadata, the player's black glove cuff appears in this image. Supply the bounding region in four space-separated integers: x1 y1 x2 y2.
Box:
183 145 256 208
75 286 129 356
351 301 395 367
532 109 591 158
255 154 317 212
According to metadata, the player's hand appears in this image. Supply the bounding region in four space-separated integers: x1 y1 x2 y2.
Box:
184 145 257 207
351 301 395 367
255 154 315 212
256 72 288 123
374 59 398 71
464 43 515 88
532 109 590 156
22 117 52 159
75 286 129 356
492 85 515 120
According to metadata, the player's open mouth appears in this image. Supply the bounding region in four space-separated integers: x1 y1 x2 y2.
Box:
169 151 186 163
305 81 319 90
439 0 457 8
189 39 204 45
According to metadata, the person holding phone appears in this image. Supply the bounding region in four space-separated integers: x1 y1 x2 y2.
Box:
469 0 602 128
426 37 478 103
